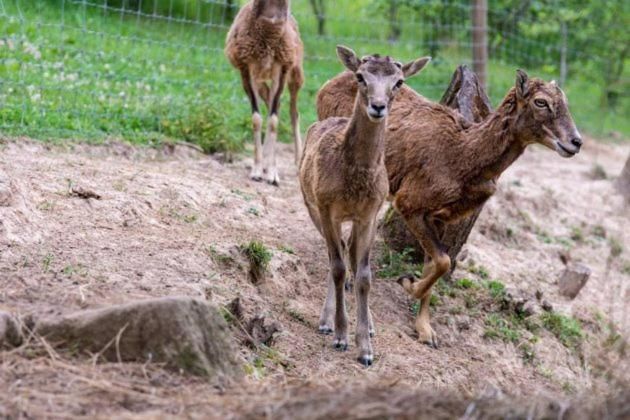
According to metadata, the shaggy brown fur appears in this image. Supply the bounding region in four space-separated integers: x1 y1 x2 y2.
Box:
317 69 583 346
300 46 429 366
225 0 304 185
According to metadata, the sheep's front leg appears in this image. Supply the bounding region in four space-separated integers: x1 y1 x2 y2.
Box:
240 68 263 181
320 213 348 350
263 65 288 186
318 272 335 334
350 218 377 366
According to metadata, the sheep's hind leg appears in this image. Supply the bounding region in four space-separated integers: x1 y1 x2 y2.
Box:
263 66 288 186
396 212 449 347
240 68 263 181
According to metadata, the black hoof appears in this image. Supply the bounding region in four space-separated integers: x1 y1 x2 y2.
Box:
318 326 333 335
357 355 373 367
267 179 280 187
250 176 263 182
344 280 353 291
369 331 375 338
396 273 416 286
333 342 348 352
423 339 439 349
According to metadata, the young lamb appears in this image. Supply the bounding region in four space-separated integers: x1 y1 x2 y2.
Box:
300 46 430 365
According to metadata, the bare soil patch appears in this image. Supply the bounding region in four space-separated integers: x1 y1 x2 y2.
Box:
0 136 628 418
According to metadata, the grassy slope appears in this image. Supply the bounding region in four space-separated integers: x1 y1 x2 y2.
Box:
0 0 627 149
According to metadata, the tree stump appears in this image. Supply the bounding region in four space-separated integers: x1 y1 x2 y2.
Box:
380 66 493 276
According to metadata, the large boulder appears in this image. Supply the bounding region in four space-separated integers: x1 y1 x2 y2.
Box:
33 296 242 379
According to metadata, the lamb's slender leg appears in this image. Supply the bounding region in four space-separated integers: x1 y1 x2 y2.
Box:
319 211 348 350
348 222 375 337
304 202 335 335
350 217 378 366
396 211 450 347
263 65 288 186
318 272 335 334
240 68 263 181
289 66 304 165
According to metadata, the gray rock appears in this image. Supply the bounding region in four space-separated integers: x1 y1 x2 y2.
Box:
34 296 242 379
558 263 591 299
0 311 22 349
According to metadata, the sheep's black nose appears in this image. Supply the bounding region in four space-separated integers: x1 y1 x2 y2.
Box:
571 137 583 148
371 104 386 113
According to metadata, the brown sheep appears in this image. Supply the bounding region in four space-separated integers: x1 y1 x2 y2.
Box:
300 46 429 365
316 69 582 347
225 0 304 185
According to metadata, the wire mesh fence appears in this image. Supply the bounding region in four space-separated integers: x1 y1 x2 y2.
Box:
0 0 626 149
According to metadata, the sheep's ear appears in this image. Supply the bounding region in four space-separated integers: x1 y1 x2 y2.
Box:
402 56 431 78
337 45 360 72
516 69 529 99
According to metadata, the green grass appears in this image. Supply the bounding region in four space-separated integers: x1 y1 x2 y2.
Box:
541 312 584 350
377 247 422 278
484 280 506 300
0 0 626 152
241 240 272 272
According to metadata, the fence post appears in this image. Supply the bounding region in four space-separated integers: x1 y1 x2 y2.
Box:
472 0 488 92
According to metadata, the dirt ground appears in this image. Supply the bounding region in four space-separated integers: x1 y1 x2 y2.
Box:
0 135 628 418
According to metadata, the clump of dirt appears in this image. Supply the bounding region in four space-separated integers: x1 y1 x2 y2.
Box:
0 136 628 417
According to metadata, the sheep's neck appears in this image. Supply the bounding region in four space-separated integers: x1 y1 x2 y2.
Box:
343 96 386 169
464 92 525 181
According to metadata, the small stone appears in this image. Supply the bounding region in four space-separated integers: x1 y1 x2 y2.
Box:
456 317 471 331
542 300 554 312
522 300 539 317
504 287 528 315
558 263 591 299
0 311 22 349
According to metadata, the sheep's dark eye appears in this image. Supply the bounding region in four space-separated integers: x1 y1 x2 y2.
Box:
534 99 548 108
395 79 404 89
356 74 366 85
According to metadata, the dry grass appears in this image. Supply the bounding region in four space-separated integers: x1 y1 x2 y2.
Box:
1 137 629 418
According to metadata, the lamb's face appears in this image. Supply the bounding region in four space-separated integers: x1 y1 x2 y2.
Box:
354 57 405 122
335 46 431 123
515 71 582 158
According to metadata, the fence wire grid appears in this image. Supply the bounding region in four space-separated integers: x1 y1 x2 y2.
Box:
0 0 623 148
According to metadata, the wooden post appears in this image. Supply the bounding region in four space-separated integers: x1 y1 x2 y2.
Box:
472 0 488 92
